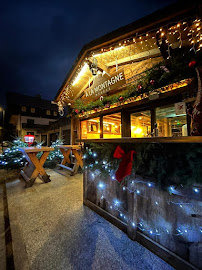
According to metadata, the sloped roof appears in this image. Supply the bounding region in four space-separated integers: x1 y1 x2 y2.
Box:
54 0 201 102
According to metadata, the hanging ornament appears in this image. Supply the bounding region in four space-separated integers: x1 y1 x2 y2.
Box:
75 109 79 114
189 61 197 68
137 84 143 91
89 58 98 76
160 66 170 73
119 96 124 101
100 96 103 101
150 79 155 85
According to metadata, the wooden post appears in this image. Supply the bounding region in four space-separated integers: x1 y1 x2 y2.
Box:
151 108 156 133
127 191 137 240
121 110 131 137
186 105 191 136
71 117 74 145
100 116 103 138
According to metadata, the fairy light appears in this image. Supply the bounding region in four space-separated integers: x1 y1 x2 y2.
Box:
57 17 202 114
72 63 88 86
98 182 105 189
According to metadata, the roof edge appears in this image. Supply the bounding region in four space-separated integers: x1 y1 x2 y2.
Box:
54 0 201 102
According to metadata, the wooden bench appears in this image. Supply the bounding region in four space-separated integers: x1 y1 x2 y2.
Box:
58 145 83 175
19 147 54 188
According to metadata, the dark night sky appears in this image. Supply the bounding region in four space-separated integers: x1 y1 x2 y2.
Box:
0 0 177 108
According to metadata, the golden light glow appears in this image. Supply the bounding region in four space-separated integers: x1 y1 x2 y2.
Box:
132 126 143 135
57 17 199 113
78 78 192 118
72 63 88 86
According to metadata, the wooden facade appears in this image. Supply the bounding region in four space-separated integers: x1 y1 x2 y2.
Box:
54 2 202 144
54 2 202 269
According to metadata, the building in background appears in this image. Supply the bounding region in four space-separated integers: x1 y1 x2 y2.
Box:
7 92 60 144
40 117 71 145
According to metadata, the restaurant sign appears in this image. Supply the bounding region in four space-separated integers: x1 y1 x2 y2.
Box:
84 69 126 101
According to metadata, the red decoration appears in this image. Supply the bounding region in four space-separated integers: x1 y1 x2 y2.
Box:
24 134 35 147
113 145 136 182
94 108 98 112
137 84 143 90
119 96 124 101
75 109 79 114
150 79 155 85
189 61 196 68
105 103 110 108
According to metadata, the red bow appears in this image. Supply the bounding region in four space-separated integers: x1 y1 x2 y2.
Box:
113 145 135 182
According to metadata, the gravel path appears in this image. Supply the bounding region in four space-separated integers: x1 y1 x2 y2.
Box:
6 169 174 270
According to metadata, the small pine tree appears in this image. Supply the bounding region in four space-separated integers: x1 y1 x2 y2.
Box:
36 138 64 168
0 137 27 170
0 137 64 170
45 138 64 168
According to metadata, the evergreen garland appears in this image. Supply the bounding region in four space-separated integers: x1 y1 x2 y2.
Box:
84 142 202 188
74 48 202 115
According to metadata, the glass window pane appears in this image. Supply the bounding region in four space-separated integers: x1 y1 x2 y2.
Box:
156 105 187 137
103 113 121 138
81 118 100 139
131 111 151 137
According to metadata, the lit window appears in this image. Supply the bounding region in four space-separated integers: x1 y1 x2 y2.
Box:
156 104 187 137
46 110 51 115
131 111 151 138
21 106 26 112
103 113 121 138
81 118 100 139
53 111 57 116
31 108 35 113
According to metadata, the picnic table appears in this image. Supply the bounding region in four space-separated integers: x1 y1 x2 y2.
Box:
58 145 83 175
19 147 54 188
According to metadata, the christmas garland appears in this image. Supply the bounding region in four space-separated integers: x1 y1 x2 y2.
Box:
73 49 202 116
84 142 202 188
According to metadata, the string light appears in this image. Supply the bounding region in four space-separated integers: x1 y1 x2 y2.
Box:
84 149 201 242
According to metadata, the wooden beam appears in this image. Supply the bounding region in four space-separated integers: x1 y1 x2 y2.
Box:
121 110 131 137
79 136 202 144
100 116 103 138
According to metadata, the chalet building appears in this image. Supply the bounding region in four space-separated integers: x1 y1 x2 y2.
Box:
52 2 202 269
40 117 71 145
54 1 202 144
7 92 60 144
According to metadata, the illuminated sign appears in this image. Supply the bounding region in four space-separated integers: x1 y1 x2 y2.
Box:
84 69 126 101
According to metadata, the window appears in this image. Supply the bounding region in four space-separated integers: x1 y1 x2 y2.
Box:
30 108 35 113
53 111 57 116
21 106 26 112
103 113 121 138
27 119 34 126
131 111 151 138
156 104 187 137
46 110 51 115
81 118 100 139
